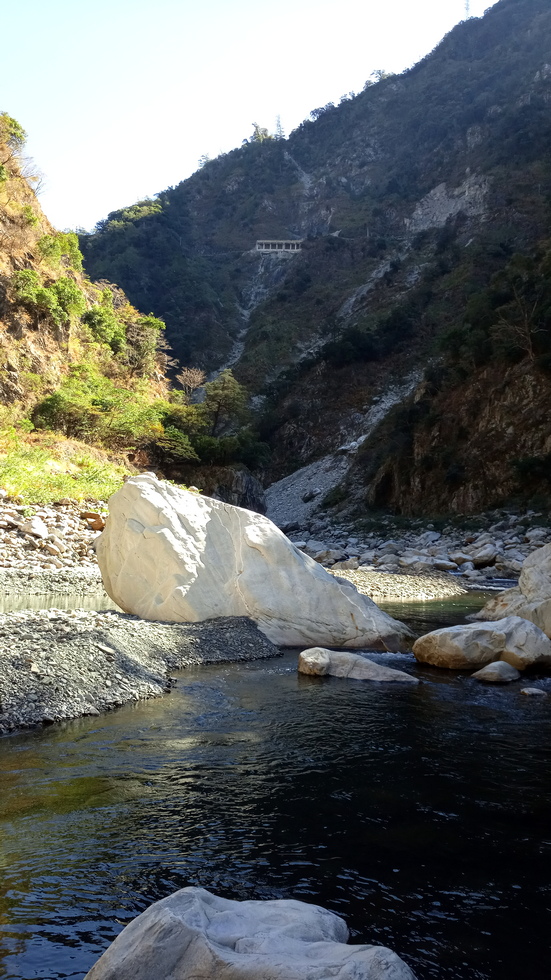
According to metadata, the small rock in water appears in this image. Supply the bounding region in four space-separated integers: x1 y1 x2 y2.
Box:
471 661 520 684
298 647 419 683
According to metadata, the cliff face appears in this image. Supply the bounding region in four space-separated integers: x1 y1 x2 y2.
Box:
80 0 551 514
339 361 551 516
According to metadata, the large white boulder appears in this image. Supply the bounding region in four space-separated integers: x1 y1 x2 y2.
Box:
413 616 551 670
96 475 414 650
473 544 551 636
298 647 419 683
84 886 416 980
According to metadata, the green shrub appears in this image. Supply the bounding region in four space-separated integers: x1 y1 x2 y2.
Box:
192 434 241 464
52 278 86 319
11 271 86 328
21 204 38 226
31 364 165 449
155 426 199 462
0 113 26 150
82 305 126 353
37 232 83 272
11 269 42 304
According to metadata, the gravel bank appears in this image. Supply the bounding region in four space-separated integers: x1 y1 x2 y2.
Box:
0 565 104 596
0 611 280 735
331 567 469 602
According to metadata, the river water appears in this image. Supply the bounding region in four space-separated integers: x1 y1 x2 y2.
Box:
0 594 550 980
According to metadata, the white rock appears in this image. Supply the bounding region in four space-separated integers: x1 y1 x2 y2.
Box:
314 548 347 564
302 539 326 557
298 647 419 683
525 527 548 542
449 551 473 566
433 559 458 571
359 551 377 563
470 543 497 567
380 540 402 554
19 516 49 539
519 543 551 601
332 558 360 570
84 886 416 980
415 531 441 546
474 544 551 637
413 616 551 670
96 475 414 650
521 687 547 696
471 661 521 683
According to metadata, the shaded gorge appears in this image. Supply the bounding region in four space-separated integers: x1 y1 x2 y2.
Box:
0 595 550 980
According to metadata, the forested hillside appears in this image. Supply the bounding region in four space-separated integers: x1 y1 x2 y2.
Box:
0 114 267 504
81 0 551 514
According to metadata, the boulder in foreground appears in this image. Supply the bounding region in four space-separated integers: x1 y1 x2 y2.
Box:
84 886 416 980
413 616 551 670
96 475 414 650
299 647 419 683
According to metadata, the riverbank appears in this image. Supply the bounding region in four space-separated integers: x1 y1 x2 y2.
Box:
0 610 279 734
0 488 541 736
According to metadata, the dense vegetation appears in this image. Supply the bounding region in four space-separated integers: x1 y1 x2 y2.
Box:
0 116 266 492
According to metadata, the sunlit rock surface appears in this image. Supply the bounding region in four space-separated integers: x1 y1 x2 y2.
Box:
298 647 419 683
84 886 417 980
97 475 414 650
474 544 551 637
471 661 521 683
413 616 551 670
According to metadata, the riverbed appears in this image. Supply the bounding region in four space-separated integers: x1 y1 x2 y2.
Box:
0 595 550 980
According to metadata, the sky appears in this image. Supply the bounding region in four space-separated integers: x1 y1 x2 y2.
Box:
1 0 499 232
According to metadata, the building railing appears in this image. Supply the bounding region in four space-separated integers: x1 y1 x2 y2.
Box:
256 240 303 252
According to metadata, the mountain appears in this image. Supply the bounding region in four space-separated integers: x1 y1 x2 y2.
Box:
81 0 551 515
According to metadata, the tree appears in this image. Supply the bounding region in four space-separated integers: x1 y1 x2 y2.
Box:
250 122 273 143
176 366 206 400
364 70 394 89
274 115 285 140
201 369 248 436
0 113 26 152
125 314 165 376
310 103 335 120
490 253 550 362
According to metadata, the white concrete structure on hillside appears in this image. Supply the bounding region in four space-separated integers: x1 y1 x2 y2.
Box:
256 239 303 253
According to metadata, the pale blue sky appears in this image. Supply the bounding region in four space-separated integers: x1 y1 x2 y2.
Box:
1 0 498 231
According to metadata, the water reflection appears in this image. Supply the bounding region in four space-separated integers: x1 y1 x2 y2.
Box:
0 591 118 614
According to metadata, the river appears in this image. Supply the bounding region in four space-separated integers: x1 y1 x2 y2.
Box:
0 594 550 980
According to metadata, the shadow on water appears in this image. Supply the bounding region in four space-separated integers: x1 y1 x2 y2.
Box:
0 592 550 980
